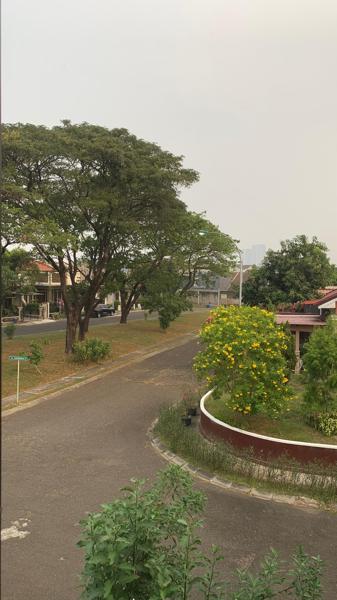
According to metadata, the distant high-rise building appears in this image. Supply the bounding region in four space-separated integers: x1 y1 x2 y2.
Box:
243 244 266 266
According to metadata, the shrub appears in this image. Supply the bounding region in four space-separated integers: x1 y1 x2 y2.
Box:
49 302 59 313
144 294 192 330
3 322 16 339
2 307 17 317
194 305 293 416
73 338 110 363
317 413 337 437
78 465 324 600
303 318 337 414
307 412 337 437
23 302 40 315
27 342 44 369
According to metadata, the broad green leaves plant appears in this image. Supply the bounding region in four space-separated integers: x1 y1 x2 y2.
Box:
73 338 110 363
78 465 206 600
194 306 293 416
78 466 323 599
303 318 337 414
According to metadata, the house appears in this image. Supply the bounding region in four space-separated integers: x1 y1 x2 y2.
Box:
8 261 82 319
189 267 252 306
301 287 337 317
276 288 337 373
32 261 63 305
24 261 83 307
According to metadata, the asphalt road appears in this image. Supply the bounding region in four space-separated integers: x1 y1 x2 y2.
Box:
2 339 337 599
1 310 148 337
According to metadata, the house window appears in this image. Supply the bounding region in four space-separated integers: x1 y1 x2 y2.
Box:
52 289 62 302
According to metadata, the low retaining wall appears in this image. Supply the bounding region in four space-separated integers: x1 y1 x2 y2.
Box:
200 390 337 465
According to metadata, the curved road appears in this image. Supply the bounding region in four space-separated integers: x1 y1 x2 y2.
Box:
2 339 337 599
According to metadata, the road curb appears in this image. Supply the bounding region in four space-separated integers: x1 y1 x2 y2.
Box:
148 419 335 513
2 333 198 416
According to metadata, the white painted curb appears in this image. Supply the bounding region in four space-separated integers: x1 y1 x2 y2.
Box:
200 389 337 450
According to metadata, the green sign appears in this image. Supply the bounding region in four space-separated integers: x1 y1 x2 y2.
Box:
9 355 29 361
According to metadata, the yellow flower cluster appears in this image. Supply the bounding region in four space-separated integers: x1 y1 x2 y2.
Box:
195 305 293 417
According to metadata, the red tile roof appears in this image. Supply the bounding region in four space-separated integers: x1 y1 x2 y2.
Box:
35 261 54 273
302 289 337 307
275 314 325 326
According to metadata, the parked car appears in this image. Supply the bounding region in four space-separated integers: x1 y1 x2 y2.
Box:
90 304 116 318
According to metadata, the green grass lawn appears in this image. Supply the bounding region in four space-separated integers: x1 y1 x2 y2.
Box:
2 309 209 397
205 375 337 445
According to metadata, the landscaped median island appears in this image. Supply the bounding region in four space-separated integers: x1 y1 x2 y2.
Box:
205 376 337 446
194 306 337 446
1 310 208 399
154 305 337 507
153 397 337 507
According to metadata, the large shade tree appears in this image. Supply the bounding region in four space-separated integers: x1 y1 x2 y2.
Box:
242 235 336 307
112 211 238 325
1 122 198 352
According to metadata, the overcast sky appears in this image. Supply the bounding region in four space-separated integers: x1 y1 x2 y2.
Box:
3 0 337 261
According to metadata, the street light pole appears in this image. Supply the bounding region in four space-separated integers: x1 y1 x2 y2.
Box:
238 251 243 307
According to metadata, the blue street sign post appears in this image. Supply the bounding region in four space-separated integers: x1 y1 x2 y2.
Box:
9 355 29 405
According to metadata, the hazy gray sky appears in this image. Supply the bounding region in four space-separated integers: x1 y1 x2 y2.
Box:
4 0 337 261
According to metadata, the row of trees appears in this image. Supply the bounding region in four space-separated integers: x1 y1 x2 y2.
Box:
1 121 238 352
242 235 337 308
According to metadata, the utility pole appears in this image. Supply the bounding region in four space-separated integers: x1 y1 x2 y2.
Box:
239 252 243 307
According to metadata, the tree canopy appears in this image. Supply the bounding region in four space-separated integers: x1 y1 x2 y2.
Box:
242 235 336 307
1 121 199 350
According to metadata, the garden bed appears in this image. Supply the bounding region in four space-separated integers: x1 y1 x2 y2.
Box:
154 402 337 505
205 375 337 446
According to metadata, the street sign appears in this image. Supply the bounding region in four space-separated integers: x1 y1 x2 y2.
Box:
8 356 29 405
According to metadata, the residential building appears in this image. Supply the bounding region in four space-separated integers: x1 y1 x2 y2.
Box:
276 288 337 373
189 267 252 306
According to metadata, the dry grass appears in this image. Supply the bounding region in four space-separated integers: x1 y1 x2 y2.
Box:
2 310 208 397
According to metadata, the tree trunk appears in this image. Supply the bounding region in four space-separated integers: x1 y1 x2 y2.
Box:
120 288 128 324
65 308 79 353
78 289 101 341
78 311 91 341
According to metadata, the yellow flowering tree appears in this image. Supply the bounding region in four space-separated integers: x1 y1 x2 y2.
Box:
194 305 292 416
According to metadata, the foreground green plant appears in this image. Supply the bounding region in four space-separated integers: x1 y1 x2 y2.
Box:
155 404 337 505
79 465 323 599
194 306 293 417
72 338 110 363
